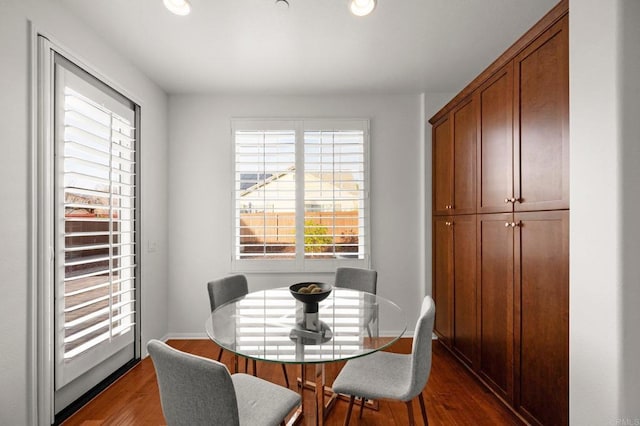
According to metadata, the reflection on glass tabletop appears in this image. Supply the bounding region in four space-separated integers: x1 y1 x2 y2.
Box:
205 287 407 364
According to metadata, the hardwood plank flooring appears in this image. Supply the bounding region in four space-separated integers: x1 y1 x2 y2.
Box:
63 339 523 425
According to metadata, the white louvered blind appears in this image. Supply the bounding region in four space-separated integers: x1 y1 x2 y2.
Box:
233 120 369 270
59 85 136 366
234 130 296 259
303 130 366 259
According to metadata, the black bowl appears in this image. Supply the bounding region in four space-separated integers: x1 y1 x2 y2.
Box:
289 282 332 305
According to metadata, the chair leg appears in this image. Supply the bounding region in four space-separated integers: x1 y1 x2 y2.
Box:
216 347 223 362
418 393 429 425
281 364 290 388
252 359 257 377
359 396 365 418
233 354 238 373
366 324 372 339
344 395 355 426
406 400 415 426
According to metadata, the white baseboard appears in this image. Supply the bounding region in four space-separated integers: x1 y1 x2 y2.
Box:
141 333 207 358
163 333 209 340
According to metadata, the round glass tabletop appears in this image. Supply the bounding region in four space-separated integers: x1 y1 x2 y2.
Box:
205 287 407 364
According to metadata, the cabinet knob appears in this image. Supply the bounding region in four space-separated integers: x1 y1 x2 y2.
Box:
504 197 517 203
445 221 452 226
445 204 453 209
505 222 511 227
511 221 520 228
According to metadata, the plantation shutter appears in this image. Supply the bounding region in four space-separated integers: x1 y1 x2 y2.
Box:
303 127 366 259
234 128 297 259
55 57 137 386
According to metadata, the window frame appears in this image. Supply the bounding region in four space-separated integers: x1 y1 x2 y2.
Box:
231 118 371 273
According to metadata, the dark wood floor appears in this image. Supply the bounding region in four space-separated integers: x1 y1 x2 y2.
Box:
63 338 523 425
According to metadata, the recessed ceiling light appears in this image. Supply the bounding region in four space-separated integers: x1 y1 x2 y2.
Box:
350 0 376 17
163 0 191 16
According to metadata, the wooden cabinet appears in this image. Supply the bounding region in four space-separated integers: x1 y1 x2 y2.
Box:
477 213 514 402
433 98 477 215
452 99 477 214
514 211 569 425
475 211 569 421
433 215 477 367
451 215 476 367
433 118 452 216
476 16 569 214
432 216 453 343
514 17 569 212
477 65 514 214
429 2 569 425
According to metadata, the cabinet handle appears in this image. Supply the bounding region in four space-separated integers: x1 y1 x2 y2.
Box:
445 221 452 226
446 204 453 209
504 197 517 203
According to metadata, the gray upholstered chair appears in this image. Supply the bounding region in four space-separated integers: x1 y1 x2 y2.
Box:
335 267 378 338
207 274 289 387
332 296 435 425
334 267 377 294
147 340 300 426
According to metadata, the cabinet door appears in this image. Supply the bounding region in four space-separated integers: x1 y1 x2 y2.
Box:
477 65 514 214
433 117 453 215
451 215 476 367
514 16 569 211
433 216 453 344
452 98 477 214
514 211 569 425
477 213 514 402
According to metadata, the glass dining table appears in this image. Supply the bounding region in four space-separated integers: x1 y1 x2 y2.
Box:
205 286 407 426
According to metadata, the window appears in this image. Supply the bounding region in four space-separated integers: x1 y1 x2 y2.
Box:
232 120 370 271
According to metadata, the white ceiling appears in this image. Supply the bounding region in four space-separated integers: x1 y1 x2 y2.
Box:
59 0 558 95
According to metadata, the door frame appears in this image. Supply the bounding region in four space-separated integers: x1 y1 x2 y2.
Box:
30 25 142 426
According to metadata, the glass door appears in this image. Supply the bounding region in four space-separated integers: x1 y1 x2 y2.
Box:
51 53 139 417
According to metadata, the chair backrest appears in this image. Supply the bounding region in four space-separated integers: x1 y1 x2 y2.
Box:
334 267 377 294
147 339 240 426
408 296 436 399
207 274 249 312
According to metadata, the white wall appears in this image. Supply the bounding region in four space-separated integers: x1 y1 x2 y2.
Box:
570 0 640 421
167 94 424 336
0 0 169 424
